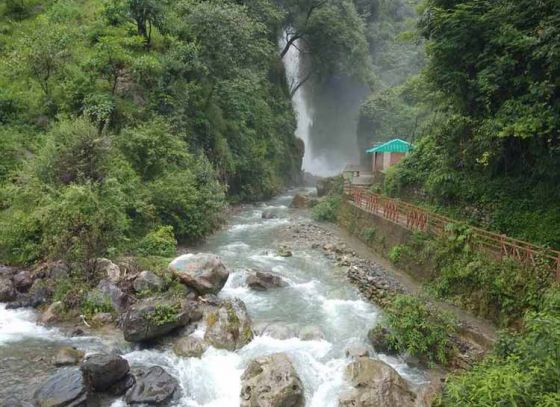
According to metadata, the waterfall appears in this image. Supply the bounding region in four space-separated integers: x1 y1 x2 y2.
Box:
280 30 330 176
280 30 363 176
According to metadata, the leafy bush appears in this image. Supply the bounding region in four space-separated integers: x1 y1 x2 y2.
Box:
388 244 404 263
381 294 457 366
81 289 114 317
438 287 560 406
312 195 342 222
136 226 177 257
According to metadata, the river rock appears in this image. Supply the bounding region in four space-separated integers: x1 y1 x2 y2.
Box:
133 270 164 293
97 279 127 313
340 358 416 407
0 275 16 302
240 353 305 407
32 367 88 407
169 253 229 295
40 301 64 324
277 245 293 257
126 366 178 405
13 270 33 292
204 298 253 351
121 299 195 342
246 269 287 291
107 374 136 397
95 258 122 283
261 210 277 219
173 335 209 358
81 353 130 391
54 346 85 367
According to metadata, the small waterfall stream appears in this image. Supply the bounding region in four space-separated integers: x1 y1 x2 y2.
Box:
0 190 427 405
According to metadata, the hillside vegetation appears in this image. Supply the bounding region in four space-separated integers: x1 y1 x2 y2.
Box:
379 0 560 247
0 0 306 264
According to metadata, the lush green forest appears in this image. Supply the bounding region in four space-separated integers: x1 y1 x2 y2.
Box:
377 0 560 248
0 0 308 264
360 1 560 405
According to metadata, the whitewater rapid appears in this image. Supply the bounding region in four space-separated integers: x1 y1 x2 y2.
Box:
0 190 426 405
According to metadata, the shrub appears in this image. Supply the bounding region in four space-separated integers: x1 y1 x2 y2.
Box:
81 289 114 316
312 195 342 222
136 226 177 257
388 244 404 263
438 287 560 406
381 294 457 366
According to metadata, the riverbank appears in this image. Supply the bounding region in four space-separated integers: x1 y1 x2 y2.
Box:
0 190 431 406
276 214 497 370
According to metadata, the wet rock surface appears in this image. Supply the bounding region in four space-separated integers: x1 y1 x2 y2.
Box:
121 299 195 342
125 366 178 405
240 353 305 407
32 367 88 407
204 298 254 351
340 358 416 407
173 335 208 358
80 353 130 391
53 347 85 367
246 269 287 291
169 253 229 295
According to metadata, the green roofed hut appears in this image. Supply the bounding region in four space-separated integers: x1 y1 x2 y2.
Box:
366 138 412 174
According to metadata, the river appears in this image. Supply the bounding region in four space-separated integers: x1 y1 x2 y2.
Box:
0 189 426 406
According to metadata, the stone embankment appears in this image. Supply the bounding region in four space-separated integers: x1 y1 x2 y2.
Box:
278 220 494 372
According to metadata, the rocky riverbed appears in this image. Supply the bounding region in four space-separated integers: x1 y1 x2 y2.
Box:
0 189 448 406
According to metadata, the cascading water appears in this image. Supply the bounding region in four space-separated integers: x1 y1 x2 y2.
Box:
280 31 330 176
0 190 427 405
280 30 366 176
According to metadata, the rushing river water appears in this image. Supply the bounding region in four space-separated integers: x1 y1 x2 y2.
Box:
0 190 426 406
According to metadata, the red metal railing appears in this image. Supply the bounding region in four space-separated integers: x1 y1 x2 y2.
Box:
345 184 560 279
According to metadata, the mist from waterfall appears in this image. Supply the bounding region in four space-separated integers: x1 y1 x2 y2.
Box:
280 30 365 176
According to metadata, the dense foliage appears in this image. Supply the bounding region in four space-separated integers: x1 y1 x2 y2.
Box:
375 294 457 366
438 287 560 406
383 0 560 247
0 0 307 264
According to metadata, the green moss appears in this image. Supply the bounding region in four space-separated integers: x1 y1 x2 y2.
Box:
146 304 180 326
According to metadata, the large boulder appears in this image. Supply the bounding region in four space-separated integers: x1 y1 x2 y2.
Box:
80 353 130 392
126 366 178 405
240 353 305 407
0 275 16 302
204 298 253 351
133 270 164 293
169 254 229 295
339 358 416 407
173 335 209 358
33 367 88 407
54 346 85 367
298 325 325 341
121 299 199 342
246 269 287 291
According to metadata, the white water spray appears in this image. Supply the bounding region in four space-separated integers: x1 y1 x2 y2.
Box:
280 30 336 176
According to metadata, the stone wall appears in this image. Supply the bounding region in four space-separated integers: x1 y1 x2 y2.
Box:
336 199 434 282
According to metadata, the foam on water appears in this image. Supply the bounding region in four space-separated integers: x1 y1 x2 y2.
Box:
0 304 56 345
